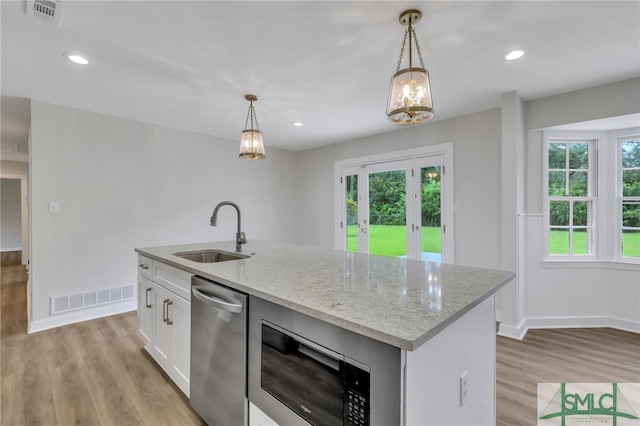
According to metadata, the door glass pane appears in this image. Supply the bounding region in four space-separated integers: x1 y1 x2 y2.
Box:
421 166 442 262
345 174 358 253
368 170 406 257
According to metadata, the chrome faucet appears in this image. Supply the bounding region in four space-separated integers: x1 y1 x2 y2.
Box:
210 201 247 253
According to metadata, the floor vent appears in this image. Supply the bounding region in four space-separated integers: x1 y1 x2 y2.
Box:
50 284 135 315
25 0 63 25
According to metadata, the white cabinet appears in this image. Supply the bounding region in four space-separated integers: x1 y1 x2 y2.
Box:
137 275 154 342
137 255 191 397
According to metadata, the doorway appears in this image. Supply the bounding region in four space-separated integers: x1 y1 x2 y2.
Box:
335 144 454 263
0 175 28 265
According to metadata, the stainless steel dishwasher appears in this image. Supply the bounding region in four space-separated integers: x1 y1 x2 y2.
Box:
190 276 248 426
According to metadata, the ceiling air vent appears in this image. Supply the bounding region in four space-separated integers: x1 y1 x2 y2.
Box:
25 0 63 25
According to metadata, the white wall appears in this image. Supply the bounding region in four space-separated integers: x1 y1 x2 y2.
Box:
295 108 504 270
514 78 640 336
30 101 299 330
1 178 22 250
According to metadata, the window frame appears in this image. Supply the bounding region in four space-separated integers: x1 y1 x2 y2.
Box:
543 128 640 265
543 135 598 261
617 133 640 263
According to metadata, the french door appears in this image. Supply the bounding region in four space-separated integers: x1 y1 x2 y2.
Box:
339 153 450 262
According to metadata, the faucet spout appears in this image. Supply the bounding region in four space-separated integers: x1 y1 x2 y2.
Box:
210 201 247 252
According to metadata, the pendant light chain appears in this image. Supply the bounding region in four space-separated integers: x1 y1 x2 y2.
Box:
244 103 251 129
411 28 425 68
252 101 259 130
395 30 408 72
394 24 426 72
243 100 260 131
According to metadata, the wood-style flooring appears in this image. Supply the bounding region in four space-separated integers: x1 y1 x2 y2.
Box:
1 253 638 425
1 259 205 426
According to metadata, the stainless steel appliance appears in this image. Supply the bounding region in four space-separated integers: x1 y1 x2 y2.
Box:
190 276 248 426
249 297 402 426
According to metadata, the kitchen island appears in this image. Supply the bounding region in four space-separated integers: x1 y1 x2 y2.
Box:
135 240 514 426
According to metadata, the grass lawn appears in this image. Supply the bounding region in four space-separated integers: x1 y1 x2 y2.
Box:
550 230 640 257
347 226 640 259
347 225 441 257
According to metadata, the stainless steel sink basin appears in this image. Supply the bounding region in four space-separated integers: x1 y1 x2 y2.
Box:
173 249 249 263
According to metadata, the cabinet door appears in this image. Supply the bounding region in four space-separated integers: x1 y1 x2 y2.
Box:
137 275 154 343
152 284 173 367
168 294 190 397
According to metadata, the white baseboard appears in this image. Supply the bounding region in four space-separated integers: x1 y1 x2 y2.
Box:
28 299 137 334
0 247 22 252
526 316 640 334
498 316 640 340
497 319 528 340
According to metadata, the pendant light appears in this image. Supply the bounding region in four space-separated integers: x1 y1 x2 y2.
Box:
239 94 266 160
386 9 434 124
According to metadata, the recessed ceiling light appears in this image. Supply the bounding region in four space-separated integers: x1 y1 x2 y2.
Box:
503 49 525 61
62 52 90 65
293 122 303 127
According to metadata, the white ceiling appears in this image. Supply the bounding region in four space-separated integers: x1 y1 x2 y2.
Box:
2 1 639 157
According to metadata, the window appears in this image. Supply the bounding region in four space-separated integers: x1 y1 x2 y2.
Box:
546 140 596 257
544 129 640 262
620 138 640 259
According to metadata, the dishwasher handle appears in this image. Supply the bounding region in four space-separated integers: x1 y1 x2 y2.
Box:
192 285 243 313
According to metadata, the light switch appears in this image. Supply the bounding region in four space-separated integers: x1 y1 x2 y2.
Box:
48 201 60 214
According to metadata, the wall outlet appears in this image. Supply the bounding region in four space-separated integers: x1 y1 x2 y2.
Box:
48 201 60 214
460 371 469 407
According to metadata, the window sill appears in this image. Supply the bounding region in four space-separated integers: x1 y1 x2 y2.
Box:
541 260 640 271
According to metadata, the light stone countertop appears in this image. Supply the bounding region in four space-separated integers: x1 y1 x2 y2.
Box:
135 240 515 351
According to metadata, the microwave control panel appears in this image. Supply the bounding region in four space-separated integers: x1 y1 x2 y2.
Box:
344 362 370 426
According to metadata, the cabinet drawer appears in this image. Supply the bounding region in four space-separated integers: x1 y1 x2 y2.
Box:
153 261 192 300
138 255 153 280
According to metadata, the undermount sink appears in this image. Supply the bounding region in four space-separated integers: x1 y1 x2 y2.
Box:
173 249 249 263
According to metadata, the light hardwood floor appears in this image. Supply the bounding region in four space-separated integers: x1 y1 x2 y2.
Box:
1 261 205 426
1 259 639 425
496 326 639 425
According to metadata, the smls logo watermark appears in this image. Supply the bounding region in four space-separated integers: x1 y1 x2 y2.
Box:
538 383 640 425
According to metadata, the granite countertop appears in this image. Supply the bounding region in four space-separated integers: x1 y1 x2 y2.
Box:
135 240 514 351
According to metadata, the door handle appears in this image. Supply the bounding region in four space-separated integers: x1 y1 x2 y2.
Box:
163 299 173 325
192 286 243 313
145 288 152 308
166 300 173 325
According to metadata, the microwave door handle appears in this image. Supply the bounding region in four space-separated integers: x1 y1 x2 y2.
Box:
264 321 344 364
192 286 243 313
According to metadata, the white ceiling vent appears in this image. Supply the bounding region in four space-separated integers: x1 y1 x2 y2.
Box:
25 0 63 25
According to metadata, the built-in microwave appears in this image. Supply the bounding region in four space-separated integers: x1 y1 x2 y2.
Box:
248 296 402 426
261 321 370 426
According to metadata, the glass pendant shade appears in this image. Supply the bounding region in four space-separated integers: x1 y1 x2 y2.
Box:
239 94 266 160
387 68 433 124
239 129 265 160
